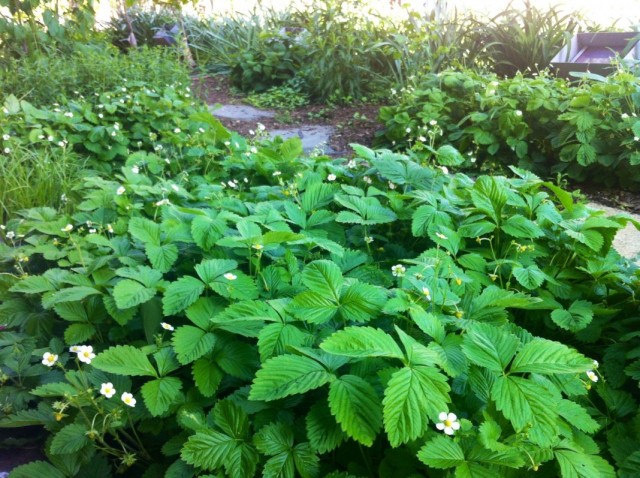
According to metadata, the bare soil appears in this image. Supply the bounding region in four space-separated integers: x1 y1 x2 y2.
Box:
192 75 383 155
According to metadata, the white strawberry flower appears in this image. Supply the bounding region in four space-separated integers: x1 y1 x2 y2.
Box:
121 392 136 407
116 186 126 196
422 287 431 301
131 165 140 174
224 273 237 281
391 264 406 277
61 224 74 233
42 352 58 367
586 370 598 383
78 345 95 364
436 412 460 435
69 345 81 353
100 382 116 399
161 322 174 331
327 174 337 181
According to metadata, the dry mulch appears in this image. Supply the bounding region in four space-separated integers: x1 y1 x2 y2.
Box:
192 75 383 155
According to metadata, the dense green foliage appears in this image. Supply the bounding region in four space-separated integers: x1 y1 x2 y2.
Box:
2 111 640 476
377 69 640 188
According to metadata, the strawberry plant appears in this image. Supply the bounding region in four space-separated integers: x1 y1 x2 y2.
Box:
1 133 639 477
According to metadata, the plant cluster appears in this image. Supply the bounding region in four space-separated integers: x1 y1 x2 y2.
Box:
377 69 640 188
1 117 639 476
0 45 188 107
246 85 310 110
0 79 216 219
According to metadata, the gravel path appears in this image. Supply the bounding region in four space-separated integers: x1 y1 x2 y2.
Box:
588 202 640 262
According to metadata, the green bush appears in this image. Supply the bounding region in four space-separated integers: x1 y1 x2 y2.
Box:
377 69 640 188
1 132 639 476
0 45 189 106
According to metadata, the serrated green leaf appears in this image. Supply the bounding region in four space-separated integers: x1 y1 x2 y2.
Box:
436 145 465 166
172 326 217 365
301 260 343 297
9 461 66 478
321 326 404 360
305 401 345 454
383 366 450 447
92 345 157 377
191 215 225 250
510 338 592 374
226 442 259 478
512 265 545 290
181 430 237 472
129 217 161 245
50 423 89 454
42 286 101 309
113 279 155 309
9 275 55 294
461 323 520 373
64 323 96 345
551 300 594 332
214 400 249 439
491 375 558 446
557 400 600 433
194 259 237 284
249 354 334 401
146 243 178 273
255 422 293 456
163 276 206 316
328 375 382 446
192 358 224 397
417 435 465 469
141 376 183 416
258 323 311 361
501 214 543 238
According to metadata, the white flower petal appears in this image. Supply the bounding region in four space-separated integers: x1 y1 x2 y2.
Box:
436 423 445 430
444 427 454 435
439 412 448 421
447 413 457 422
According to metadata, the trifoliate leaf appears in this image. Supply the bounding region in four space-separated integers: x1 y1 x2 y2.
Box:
8 461 66 478
181 430 237 471
328 375 382 446
501 214 543 238
50 423 89 455
129 217 161 245
510 338 592 375
249 354 334 401
417 435 465 469
192 358 224 397
163 276 206 316
258 323 312 361
113 279 155 309
383 365 450 447
92 345 157 377
461 323 520 373
512 265 545 290
551 300 594 332
321 326 404 360
172 326 217 365
146 243 178 273
141 376 183 417
306 401 346 454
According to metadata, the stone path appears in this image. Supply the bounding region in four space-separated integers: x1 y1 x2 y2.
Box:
210 104 336 155
588 202 640 263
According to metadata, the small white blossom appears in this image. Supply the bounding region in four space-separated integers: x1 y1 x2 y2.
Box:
515 110 523 117
249 129 255 135
440 166 449 175
364 236 374 244
391 264 406 277
2 134 10 140
406 127 411 133
257 123 265 132
198 127 205 133
174 128 181 133
161 322 174 331
155 199 171 207
621 113 629 119
436 412 460 435
593 360 599 368
346 160 356 169
327 174 337 181
3 148 10 154
131 165 140 174
116 186 126 196
6 231 15 240
78 345 95 364
89 228 97 234
47 135 54 141
98 113 104 119
422 287 431 300
42 352 58 367
388 181 396 190
61 224 74 233
107 224 114 233
418 135 427 142
121 392 136 407
100 382 116 399
429 119 438 126
250 146 258 154
586 370 598 383
64 112 73 118
224 273 237 281
272 171 282 177
69 345 81 353
252 244 264 250
171 184 179 192
363 176 372 184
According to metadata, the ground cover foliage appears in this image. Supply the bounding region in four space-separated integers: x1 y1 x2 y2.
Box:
1 96 640 475
1 0 640 477
377 69 640 189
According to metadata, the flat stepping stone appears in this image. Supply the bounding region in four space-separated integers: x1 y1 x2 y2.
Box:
587 202 640 263
209 104 275 121
269 125 336 154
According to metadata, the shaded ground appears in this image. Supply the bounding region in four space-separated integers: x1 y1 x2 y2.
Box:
193 75 382 155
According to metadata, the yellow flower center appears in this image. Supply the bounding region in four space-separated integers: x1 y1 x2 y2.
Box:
47 356 55 362
83 352 90 357
444 419 453 427
105 388 111 394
